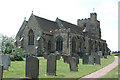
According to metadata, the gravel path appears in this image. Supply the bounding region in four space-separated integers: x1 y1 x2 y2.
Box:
78 56 119 80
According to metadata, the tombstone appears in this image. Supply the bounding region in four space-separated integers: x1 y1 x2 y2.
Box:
97 51 103 58
0 65 3 80
26 56 39 78
43 52 48 59
104 53 107 59
54 51 60 55
0 55 2 65
43 53 61 76
82 53 89 64
88 55 94 65
47 53 57 76
69 57 78 72
62 55 69 63
0 54 10 70
95 55 101 65
72 54 79 64
56 54 61 60
91 52 96 56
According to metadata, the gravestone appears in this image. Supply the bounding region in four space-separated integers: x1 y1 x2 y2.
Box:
72 54 79 64
43 52 48 59
91 52 96 56
97 51 103 58
26 56 39 78
82 53 89 64
62 55 69 63
91 52 101 65
0 54 10 70
47 53 60 76
88 55 94 65
95 55 101 65
62 54 79 72
104 53 107 59
83 52 101 65
0 65 3 80
69 57 78 72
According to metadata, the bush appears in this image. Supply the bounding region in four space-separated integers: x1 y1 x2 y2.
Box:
14 54 23 61
11 47 25 61
114 53 120 56
10 55 15 61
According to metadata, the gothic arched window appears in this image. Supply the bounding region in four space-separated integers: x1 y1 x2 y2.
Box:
72 37 76 53
28 29 34 45
56 36 63 51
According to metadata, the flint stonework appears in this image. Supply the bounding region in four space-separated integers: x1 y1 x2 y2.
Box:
26 56 39 78
15 12 109 59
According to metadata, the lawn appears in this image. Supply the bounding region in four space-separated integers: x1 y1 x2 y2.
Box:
101 65 118 78
98 53 120 79
3 55 115 78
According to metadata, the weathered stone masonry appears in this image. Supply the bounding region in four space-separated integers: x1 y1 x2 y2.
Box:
15 12 109 57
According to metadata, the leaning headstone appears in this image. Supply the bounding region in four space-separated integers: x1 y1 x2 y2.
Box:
95 55 101 65
69 57 78 72
26 56 39 79
0 65 3 80
0 54 10 70
47 53 57 76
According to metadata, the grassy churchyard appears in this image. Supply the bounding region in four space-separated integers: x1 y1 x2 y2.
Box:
3 55 115 78
100 54 120 78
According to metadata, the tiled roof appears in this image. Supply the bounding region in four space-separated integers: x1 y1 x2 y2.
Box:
34 15 84 34
34 15 59 32
58 19 84 34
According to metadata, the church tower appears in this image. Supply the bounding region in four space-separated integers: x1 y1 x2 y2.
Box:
77 12 101 39
90 13 97 20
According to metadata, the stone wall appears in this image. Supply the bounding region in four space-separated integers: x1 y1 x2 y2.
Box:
16 13 109 57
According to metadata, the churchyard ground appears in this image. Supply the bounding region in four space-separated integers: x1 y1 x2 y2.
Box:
99 53 120 79
3 55 115 78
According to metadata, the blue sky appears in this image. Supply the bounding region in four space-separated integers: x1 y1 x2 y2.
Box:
0 0 118 51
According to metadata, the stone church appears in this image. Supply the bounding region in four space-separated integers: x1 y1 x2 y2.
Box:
15 12 109 57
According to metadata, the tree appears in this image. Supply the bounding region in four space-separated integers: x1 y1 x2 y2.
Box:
11 47 25 61
0 34 25 61
0 35 15 54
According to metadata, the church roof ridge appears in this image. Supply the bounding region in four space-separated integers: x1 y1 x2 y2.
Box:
34 15 57 23
34 14 59 33
57 18 78 27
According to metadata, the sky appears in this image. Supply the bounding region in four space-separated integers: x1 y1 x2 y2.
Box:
0 0 118 51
